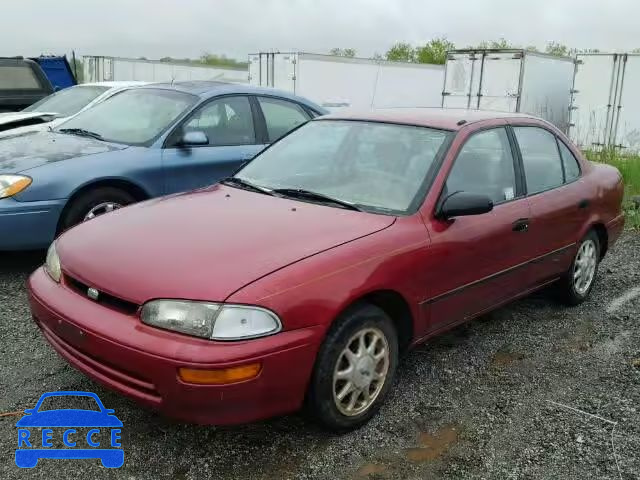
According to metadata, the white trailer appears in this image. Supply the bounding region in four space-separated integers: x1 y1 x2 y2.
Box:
569 53 640 152
442 49 575 131
248 52 444 110
83 56 248 84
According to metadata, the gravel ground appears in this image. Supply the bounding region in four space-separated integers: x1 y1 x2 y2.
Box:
0 232 639 480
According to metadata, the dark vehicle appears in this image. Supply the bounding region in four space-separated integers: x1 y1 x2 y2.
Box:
0 57 53 112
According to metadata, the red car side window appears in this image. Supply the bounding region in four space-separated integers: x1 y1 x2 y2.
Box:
513 126 564 194
557 140 581 182
445 127 517 204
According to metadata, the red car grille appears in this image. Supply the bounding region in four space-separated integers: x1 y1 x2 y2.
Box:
64 274 139 316
39 320 161 405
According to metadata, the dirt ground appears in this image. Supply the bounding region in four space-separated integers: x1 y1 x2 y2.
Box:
1 232 639 479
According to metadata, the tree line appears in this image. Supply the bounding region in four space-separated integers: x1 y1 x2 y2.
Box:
329 39 607 64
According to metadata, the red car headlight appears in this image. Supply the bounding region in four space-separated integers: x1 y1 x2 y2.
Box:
140 300 282 340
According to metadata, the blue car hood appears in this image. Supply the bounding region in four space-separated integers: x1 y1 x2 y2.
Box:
16 410 123 427
0 131 127 173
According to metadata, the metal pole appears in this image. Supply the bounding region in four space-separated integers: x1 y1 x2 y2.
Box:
467 53 476 109
604 54 620 147
611 54 627 149
515 51 525 113
72 50 78 82
476 51 486 109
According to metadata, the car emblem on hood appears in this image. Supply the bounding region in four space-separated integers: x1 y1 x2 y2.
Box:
87 288 100 301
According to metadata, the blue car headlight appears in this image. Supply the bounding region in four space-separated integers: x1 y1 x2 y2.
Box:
0 175 32 199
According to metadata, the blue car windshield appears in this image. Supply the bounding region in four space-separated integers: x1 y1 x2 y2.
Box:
57 88 197 146
37 395 101 412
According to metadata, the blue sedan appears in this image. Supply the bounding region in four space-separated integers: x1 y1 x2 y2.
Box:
0 81 326 250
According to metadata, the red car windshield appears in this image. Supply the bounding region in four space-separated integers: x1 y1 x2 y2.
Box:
237 120 450 214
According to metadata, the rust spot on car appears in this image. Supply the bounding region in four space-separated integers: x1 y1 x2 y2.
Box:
405 424 458 462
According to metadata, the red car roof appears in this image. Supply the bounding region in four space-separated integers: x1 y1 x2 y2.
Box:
321 108 538 131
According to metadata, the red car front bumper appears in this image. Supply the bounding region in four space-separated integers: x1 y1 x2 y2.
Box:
28 267 323 425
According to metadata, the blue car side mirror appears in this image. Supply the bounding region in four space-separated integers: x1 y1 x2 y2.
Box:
180 131 209 147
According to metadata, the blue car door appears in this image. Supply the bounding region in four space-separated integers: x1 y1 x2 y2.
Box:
161 95 266 194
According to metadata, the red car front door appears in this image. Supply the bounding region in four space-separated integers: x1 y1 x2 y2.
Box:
420 125 535 334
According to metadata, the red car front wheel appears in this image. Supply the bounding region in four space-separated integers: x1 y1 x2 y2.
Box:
307 303 398 432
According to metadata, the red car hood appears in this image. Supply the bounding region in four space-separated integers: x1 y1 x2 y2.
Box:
57 185 395 305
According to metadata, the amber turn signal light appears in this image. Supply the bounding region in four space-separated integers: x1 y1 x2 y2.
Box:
178 363 262 385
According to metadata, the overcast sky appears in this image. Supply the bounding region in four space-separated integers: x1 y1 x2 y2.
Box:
3 0 639 60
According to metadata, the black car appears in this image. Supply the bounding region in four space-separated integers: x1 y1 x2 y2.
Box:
0 57 53 112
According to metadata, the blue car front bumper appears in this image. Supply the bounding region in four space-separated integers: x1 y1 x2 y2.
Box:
0 197 65 251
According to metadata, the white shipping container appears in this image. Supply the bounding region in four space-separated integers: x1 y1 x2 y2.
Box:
248 52 444 110
570 53 640 152
83 56 248 84
443 49 575 131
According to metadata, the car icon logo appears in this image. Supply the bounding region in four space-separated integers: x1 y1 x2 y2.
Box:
87 288 99 301
15 391 123 468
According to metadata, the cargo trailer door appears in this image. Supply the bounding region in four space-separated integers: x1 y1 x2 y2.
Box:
248 53 296 92
611 54 640 152
569 54 621 150
442 53 478 108
272 54 296 92
478 52 522 113
248 54 261 85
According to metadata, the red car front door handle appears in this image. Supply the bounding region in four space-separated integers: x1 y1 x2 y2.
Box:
512 218 530 233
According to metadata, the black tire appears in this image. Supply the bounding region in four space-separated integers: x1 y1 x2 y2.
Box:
59 187 136 233
556 230 600 305
306 303 399 432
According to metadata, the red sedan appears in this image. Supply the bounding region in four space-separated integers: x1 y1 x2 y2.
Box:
28 109 625 431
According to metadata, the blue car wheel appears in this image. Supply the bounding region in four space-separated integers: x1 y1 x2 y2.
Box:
59 186 137 232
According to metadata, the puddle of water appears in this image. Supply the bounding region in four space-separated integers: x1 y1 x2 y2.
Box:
354 463 388 478
491 350 525 367
405 424 458 462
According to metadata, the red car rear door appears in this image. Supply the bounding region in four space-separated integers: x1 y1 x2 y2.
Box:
510 125 589 283
421 124 535 334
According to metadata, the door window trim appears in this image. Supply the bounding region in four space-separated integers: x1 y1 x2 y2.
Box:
435 125 525 214
162 94 259 149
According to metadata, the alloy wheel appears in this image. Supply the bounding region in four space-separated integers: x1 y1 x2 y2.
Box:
332 327 390 417
574 239 597 295
83 202 122 221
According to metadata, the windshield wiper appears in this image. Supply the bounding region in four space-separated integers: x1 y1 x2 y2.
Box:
220 177 275 195
58 128 104 141
272 188 363 211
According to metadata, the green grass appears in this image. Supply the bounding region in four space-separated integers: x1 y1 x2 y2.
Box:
585 150 640 229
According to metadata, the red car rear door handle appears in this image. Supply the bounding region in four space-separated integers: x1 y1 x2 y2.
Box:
578 199 590 209
512 218 530 233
